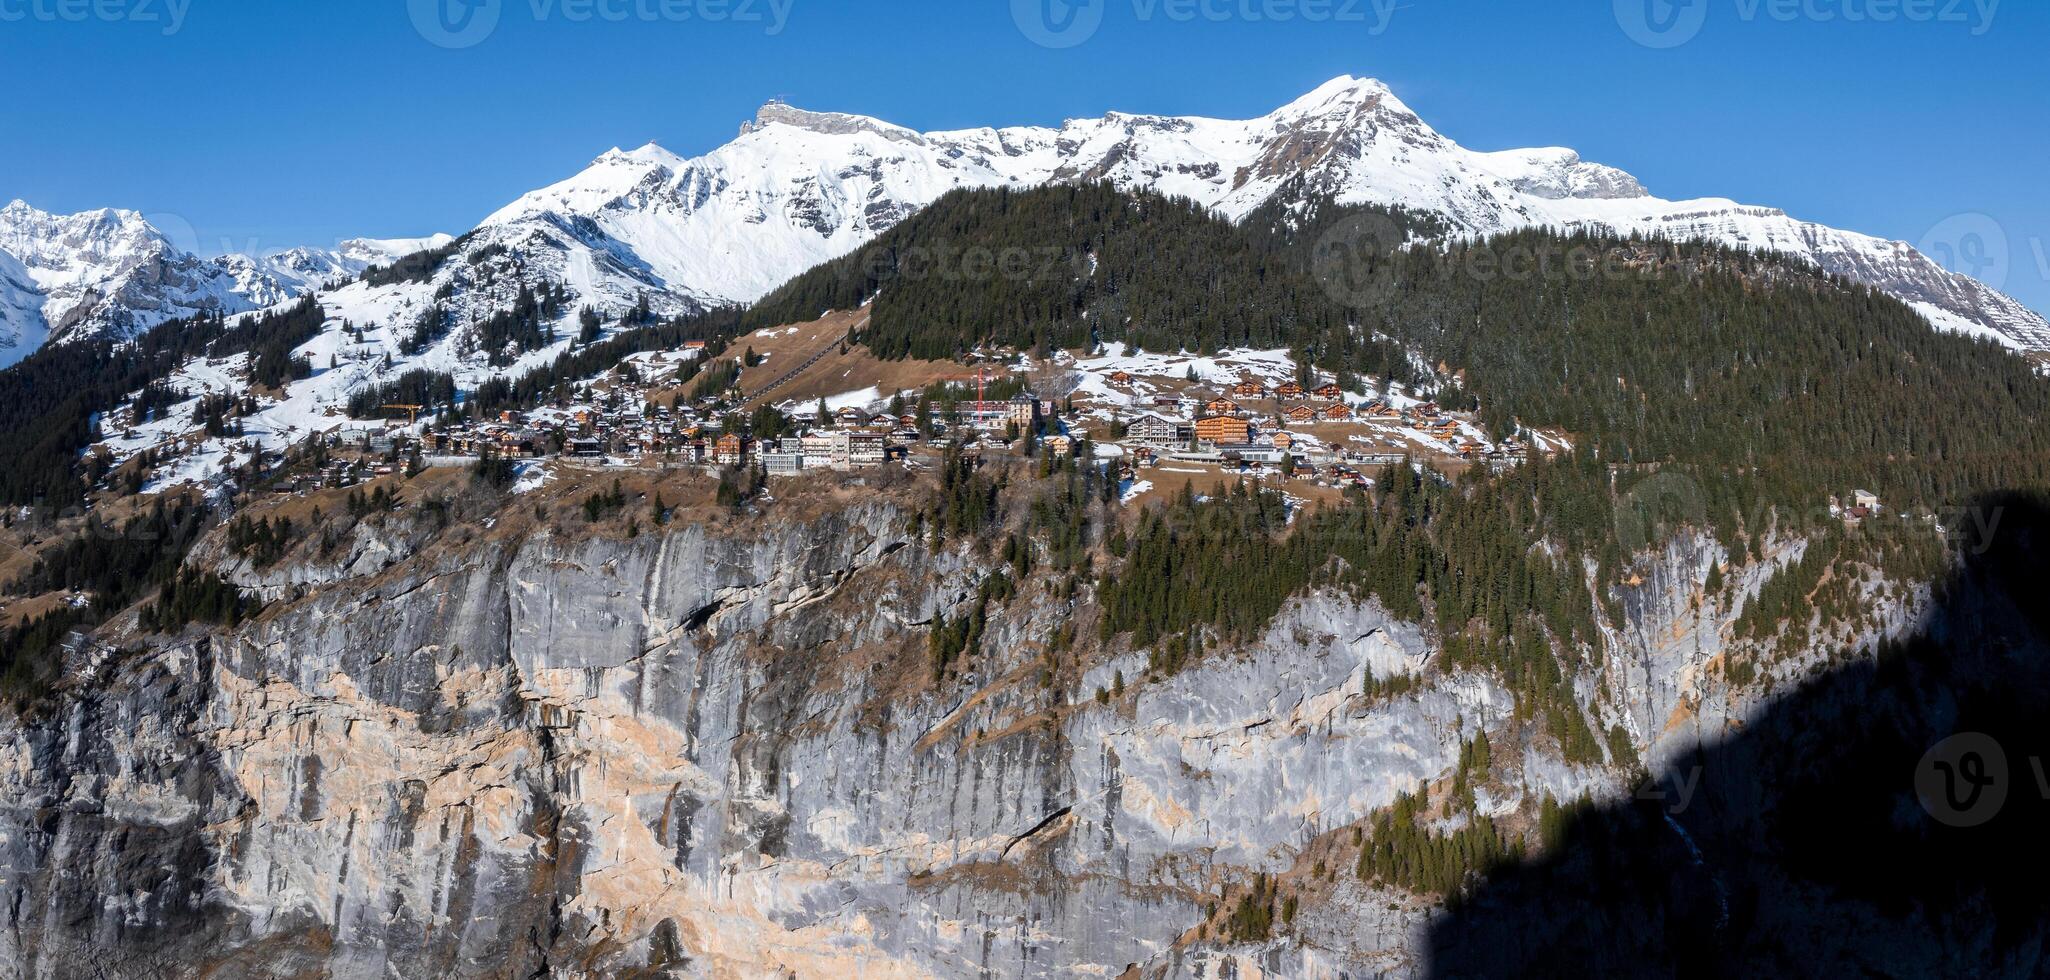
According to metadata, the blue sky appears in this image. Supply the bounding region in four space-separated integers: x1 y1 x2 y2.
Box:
2 0 2044 312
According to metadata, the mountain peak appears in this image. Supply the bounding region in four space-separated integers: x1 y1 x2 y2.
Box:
593 142 686 170
1279 75 1396 113
740 101 926 145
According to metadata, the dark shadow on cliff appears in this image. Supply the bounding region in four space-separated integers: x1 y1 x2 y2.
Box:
1428 493 2050 979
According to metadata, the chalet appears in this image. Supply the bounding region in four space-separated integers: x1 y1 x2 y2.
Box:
1286 405 1318 423
836 406 868 425
1205 398 1241 417
1043 434 1074 457
1323 404 1354 421
1195 415 1251 446
1314 383 1344 400
1853 489 1882 513
1232 380 1267 399
1369 403 1402 419
1271 431 1296 450
682 340 708 352
496 432 540 458
1108 370 1135 385
1276 381 1305 399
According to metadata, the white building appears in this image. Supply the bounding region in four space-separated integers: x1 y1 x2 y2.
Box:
834 430 886 468
1126 413 1183 446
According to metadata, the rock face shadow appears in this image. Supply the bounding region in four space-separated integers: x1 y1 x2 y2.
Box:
1427 492 2050 978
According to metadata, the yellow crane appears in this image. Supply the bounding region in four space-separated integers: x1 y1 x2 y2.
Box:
382 404 424 424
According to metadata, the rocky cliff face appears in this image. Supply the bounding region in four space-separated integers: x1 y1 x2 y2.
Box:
0 499 1914 978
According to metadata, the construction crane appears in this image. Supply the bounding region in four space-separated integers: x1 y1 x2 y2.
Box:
382 404 425 424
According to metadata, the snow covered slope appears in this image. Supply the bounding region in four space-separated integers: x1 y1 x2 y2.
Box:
465 76 2048 351
0 247 48 366
219 235 457 308
0 199 451 363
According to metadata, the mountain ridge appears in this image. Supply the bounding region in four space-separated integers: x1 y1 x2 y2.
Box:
5 76 2045 369
450 75 2050 353
0 198 450 366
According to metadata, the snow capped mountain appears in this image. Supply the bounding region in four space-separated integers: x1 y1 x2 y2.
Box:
0 247 48 366
31 75 2033 374
458 75 2047 351
218 234 458 307
0 199 250 359
0 199 452 364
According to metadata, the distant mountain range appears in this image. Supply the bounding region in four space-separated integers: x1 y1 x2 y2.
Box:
4 75 2045 374
0 199 449 367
